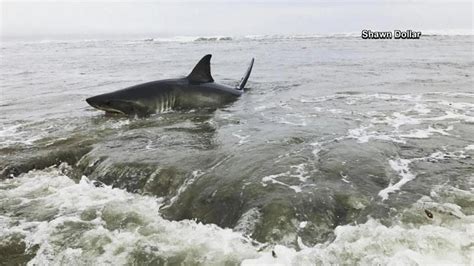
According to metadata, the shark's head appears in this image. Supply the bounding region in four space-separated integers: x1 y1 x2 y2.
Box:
86 94 148 116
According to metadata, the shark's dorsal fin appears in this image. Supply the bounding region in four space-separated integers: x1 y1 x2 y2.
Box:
187 54 214 84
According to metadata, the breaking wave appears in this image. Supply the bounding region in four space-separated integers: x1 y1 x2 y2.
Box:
1 166 472 265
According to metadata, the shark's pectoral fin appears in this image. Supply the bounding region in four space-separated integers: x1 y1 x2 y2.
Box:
187 54 214 84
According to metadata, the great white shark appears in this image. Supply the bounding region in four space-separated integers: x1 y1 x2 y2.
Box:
86 54 254 116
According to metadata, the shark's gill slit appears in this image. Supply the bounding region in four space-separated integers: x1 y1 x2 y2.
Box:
161 96 165 113
162 95 166 112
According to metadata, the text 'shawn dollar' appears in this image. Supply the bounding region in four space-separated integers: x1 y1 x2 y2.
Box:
361 30 422 39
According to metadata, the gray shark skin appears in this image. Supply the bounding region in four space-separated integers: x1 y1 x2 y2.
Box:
86 54 254 116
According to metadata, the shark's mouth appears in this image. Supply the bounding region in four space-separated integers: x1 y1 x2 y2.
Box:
87 96 152 116
99 107 126 115
89 103 126 115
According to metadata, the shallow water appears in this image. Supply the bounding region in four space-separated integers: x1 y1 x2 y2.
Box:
1 35 473 264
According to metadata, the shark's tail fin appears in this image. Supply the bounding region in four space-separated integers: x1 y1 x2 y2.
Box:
237 58 254 90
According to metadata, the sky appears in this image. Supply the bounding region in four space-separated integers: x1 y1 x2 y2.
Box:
1 0 472 40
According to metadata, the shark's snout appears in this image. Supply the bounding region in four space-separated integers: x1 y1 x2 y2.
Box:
85 97 94 106
86 95 133 115
86 95 112 107
86 96 105 107
86 96 114 112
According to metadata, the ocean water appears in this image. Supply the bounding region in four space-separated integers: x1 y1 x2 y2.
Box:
1 35 473 265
